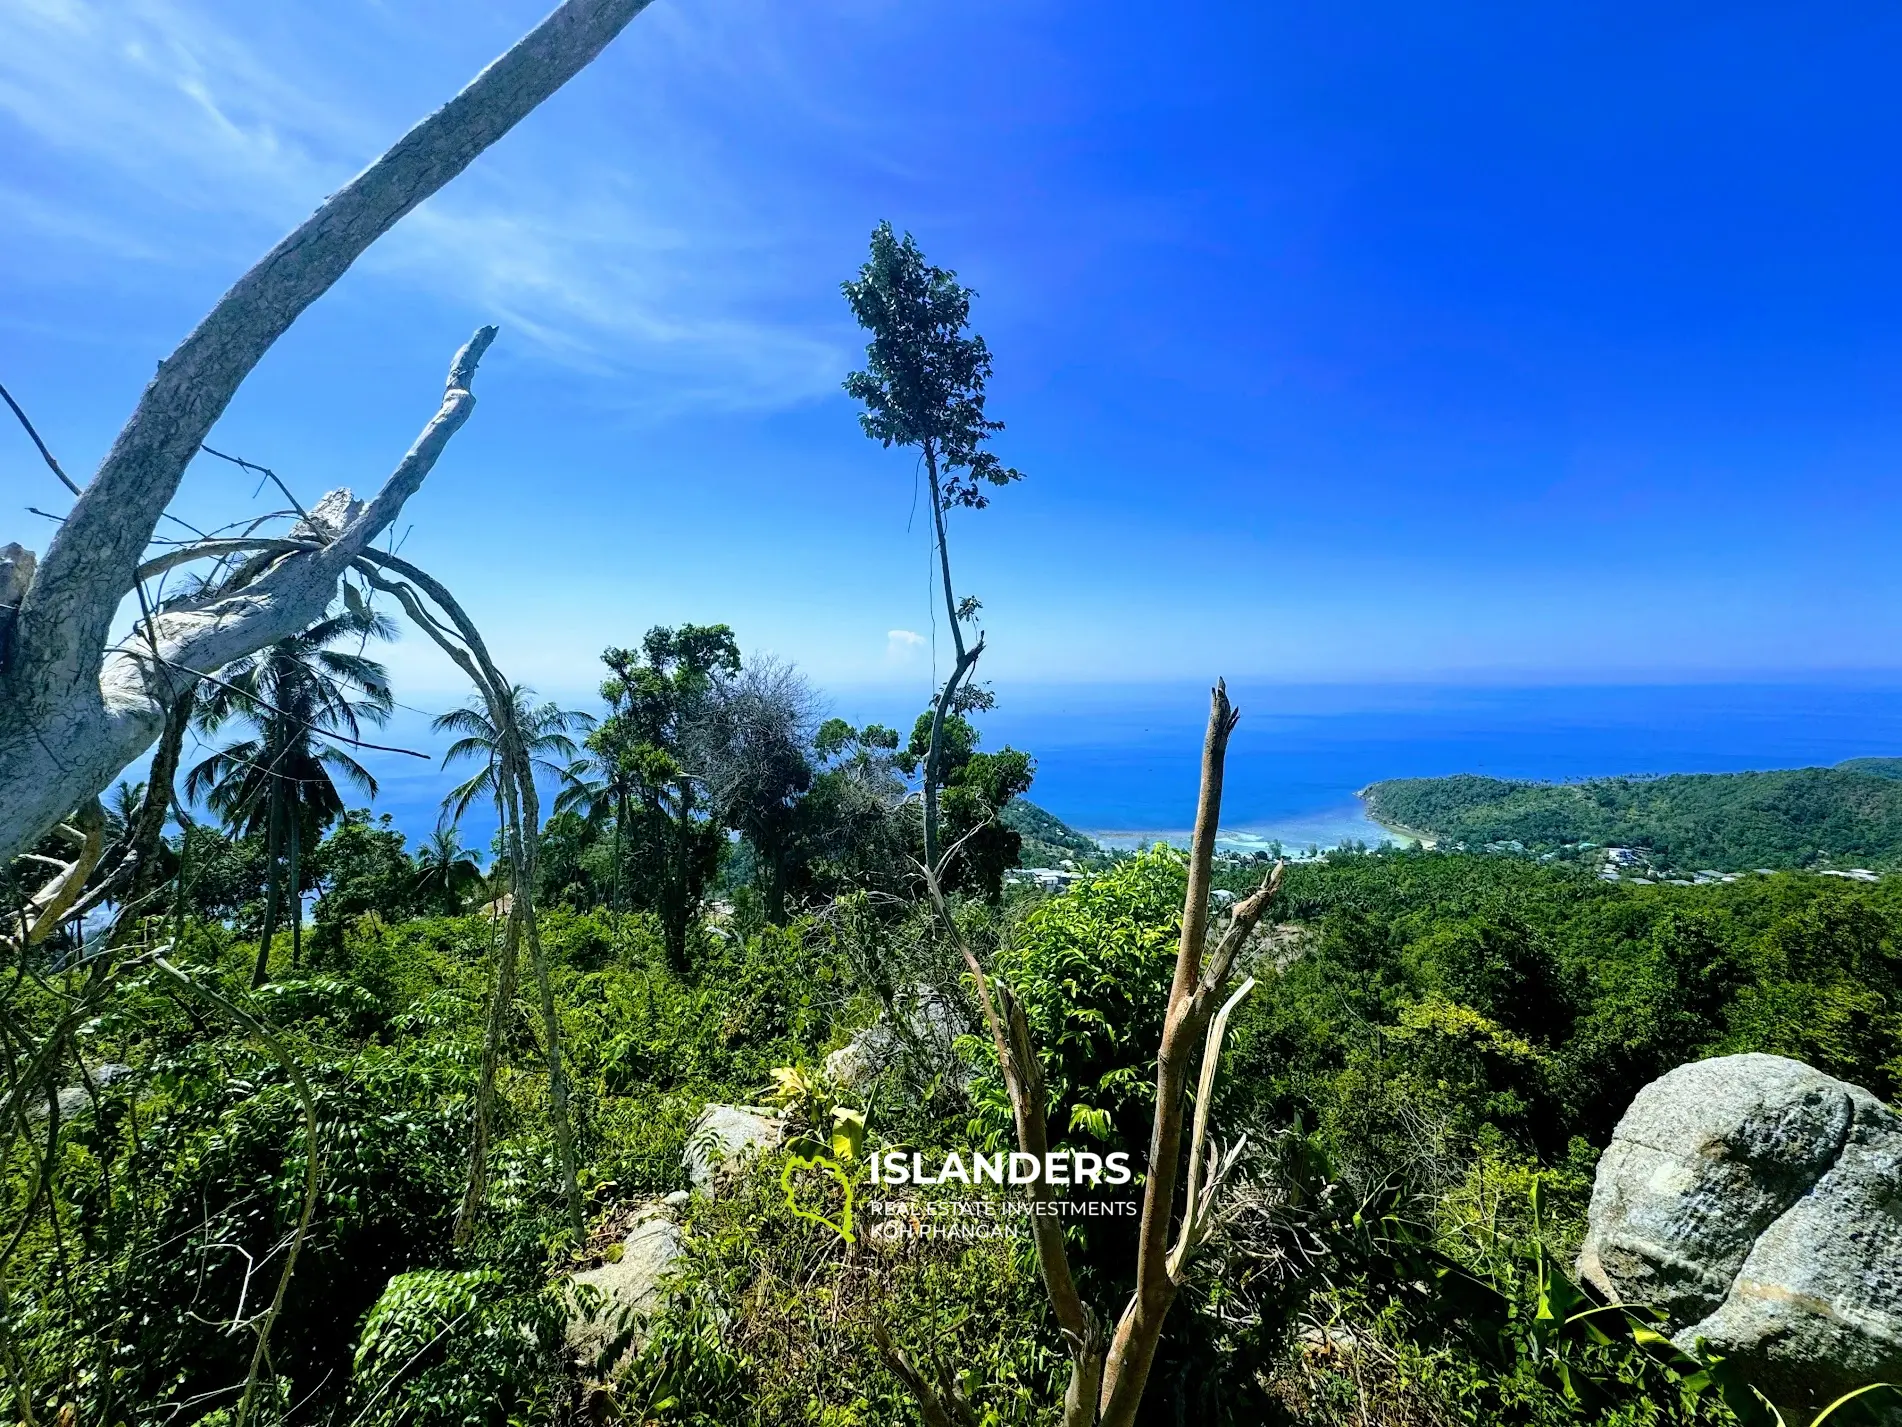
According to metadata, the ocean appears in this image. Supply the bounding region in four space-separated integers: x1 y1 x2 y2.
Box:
345 681 1902 859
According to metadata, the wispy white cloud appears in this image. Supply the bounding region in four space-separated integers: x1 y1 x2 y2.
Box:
0 0 364 219
0 0 853 412
377 190 845 413
885 628 927 664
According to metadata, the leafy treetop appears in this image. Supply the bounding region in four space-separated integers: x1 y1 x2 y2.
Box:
841 220 1023 510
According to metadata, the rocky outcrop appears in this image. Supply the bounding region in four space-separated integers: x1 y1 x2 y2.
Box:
26 1063 133 1122
823 984 970 1090
565 1205 686 1372
566 1102 788 1368
1579 1053 1902 1418
684 1103 784 1194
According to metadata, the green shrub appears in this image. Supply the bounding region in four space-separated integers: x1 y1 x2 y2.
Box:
351 1268 565 1426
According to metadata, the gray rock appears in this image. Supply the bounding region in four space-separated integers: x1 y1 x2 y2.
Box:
824 1038 877 1087
565 1207 685 1373
824 984 971 1090
26 1064 133 1122
1580 1053 1902 1417
28 1087 89 1121
684 1103 783 1194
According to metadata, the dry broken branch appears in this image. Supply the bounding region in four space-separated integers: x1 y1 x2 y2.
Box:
1096 681 1282 1426
352 556 582 1240
2 800 104 954
906 685 1284 1425
0 0 658 865
1 327 495 862
1167 974 1258 1279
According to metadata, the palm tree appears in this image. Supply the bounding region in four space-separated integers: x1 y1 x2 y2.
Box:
103 780 145 844
185 605 394 986
551 747 631 910
434 685 593 830
553 750 612 827
414 821 483 914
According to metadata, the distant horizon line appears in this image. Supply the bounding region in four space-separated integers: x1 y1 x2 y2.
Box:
370 669 1902 707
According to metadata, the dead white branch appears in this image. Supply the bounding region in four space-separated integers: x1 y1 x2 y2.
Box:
0 0 657 864
1 799 104 954
2 328 494 862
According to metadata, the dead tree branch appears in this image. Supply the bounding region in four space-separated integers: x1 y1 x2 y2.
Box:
0 0 658 865
917 838 1104 1426
911 683 1281 1426
2 799 104 954
353 557 583 1241
1097 681 1280 1426
1 326 494 864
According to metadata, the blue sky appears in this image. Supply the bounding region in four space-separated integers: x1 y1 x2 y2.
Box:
7 0 1902 721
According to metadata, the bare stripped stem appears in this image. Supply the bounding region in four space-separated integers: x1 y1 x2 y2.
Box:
908 683 1281 1426
1168 974 1258 1279
0 381 81 496
1097 681 1281 1426
869 1318 981 1427
352 556 582 1241
2 799 104 953
915 839 1106 1425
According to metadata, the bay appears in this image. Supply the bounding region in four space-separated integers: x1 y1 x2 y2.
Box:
350 681 1902 859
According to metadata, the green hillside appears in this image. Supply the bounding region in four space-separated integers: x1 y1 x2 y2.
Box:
1362 760 1902 872
1002 797 1106 867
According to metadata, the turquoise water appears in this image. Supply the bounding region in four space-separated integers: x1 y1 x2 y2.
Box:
972 681 1902 853
353 681 1902 856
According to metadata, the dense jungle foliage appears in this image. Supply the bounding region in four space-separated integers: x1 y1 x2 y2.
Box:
9 823 1899 1425
9 218 1898 1427
1362 759 1902 871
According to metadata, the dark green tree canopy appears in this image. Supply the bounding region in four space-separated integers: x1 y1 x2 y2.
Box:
597 624 742 772
841 221 1023 510
897 708 1034 897
588 623 743 968
310 810 418 935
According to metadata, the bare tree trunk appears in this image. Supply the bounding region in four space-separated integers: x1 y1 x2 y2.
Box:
357 558 583 1242
919 445 984 875
612 791 626 911
287 814 303 970
919 865 1103 1423
904 683 1280 1427
1095 683 1282 1425
493 723 584 1240
765 840 788 923
0 0 657 865
457 864 522 1245
252 776 285 990
127 685 194 902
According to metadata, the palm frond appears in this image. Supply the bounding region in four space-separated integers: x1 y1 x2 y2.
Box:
318 745 380 800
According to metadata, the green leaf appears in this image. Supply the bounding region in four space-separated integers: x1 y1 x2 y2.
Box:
1810 1383 1902 1426
830 1105 866 1162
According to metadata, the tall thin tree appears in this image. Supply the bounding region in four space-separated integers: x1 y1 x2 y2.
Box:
843 223 1023 873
